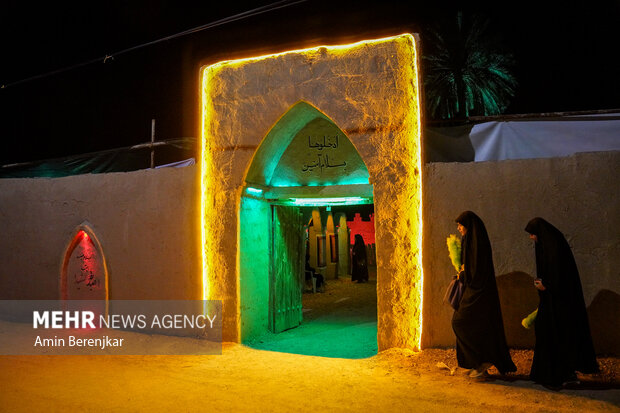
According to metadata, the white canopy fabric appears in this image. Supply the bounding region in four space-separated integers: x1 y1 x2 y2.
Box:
469 115 620 162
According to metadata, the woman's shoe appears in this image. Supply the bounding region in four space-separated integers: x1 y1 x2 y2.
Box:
469 362 492 378
469 369 488 379
562 373 580 387
458 367 473 376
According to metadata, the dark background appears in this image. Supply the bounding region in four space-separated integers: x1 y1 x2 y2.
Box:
1 0 619 165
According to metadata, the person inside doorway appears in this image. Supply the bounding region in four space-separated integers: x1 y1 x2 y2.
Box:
351 234 369 283
305 243 325 292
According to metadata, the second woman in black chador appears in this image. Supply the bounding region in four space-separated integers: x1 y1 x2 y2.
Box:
525 217 599 387
452 211 516 377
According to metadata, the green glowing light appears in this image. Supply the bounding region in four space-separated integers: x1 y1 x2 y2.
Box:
289 197 370 206
239 197 271 341
246 187 264 195
270 176 370 188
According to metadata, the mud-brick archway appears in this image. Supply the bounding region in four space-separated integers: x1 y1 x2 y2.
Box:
201 34 424 350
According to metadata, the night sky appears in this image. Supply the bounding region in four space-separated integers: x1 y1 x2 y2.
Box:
1 1 619 165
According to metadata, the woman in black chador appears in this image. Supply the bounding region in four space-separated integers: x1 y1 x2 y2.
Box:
351 234 369 283
452 211 516 377
525 217 599 387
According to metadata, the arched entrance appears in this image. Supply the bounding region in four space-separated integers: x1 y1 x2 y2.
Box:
239 102 375 355
200 34 424 351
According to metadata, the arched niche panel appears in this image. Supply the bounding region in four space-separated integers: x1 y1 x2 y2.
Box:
61 223 109 301
245 101 370 187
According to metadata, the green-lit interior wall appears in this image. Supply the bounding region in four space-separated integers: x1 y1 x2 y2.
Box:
239 196 272 341
239 102 373 342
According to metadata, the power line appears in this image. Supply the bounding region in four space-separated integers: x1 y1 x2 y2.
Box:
1 0 308 89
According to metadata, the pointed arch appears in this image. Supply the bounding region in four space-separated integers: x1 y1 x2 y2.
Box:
245 101 370 187
60 221 109 302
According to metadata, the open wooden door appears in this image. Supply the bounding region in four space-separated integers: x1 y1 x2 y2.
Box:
270 205 303 333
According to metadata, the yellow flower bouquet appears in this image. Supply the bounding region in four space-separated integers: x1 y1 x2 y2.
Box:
444 234 464 310
446 234 462 274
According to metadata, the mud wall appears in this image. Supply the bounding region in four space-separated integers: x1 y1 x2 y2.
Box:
0 166 201 301
1 151 617 353
422 151 620 355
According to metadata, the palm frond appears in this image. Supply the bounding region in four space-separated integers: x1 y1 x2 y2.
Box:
422 12 517 120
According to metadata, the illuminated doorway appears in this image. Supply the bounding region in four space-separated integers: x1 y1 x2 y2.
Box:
239 102 377 357
201 35 424 350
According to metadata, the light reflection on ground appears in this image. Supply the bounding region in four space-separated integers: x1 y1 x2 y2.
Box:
247 271 378 359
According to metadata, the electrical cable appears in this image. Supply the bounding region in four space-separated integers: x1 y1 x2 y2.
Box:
1 0 308 89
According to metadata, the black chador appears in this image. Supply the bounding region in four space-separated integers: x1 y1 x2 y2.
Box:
525 218 599 386
452 211 516 374
351 234 369 283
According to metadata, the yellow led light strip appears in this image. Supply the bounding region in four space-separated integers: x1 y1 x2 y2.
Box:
200 64 211 305
410 34 424 350
201 34 424 349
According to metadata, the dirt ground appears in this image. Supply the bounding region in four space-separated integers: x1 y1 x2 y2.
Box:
1 343 618 412
1 271 618 412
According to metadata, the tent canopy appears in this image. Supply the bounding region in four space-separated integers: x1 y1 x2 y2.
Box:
2 111 619 177
426 112 620 162
0 138 195 178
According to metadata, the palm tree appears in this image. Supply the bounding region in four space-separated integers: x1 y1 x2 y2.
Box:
422 12 517 120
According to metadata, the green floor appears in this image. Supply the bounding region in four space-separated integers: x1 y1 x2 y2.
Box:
247 277 378 359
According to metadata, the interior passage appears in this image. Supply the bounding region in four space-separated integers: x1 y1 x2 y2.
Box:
247 205 377 359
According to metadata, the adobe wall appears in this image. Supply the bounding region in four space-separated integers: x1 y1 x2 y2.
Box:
1 150 617 353
0 166 201 302
422 151 620 354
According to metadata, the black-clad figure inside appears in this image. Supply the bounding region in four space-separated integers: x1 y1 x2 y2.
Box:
351 234 369 283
